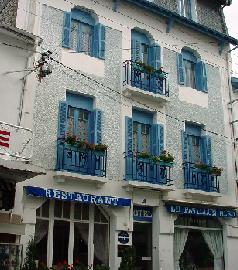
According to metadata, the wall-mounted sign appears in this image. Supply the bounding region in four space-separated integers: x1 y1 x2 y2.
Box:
133 206 153 222
118 231 130 244
25 186 131 207
166 204 237 218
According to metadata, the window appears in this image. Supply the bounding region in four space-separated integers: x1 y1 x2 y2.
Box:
182 123 212 165
125 110 164 156
62 9 106 59
0 181 15 211
58 93 101 144
177 49 208 92
178 0 197 21
131 30 161 68
35 201 109 268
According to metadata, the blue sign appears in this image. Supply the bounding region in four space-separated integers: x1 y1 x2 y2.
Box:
166 204 237 218
25 186 131 207
118 231 129 244
133 206 153 222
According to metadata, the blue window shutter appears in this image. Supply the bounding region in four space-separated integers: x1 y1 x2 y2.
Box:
58 101 68 137
131 39 141 62
159 124 164 154
181 131 188 161
62 12 71 48
201 136 212 166
195 61 203 91
151 124 164 156
93 24 106 59
149 44 161 69
93 24 100 58
77 23 81 53
99 24 106 59
177 53 185 85
89 110 102 144
202 62 208 92
125 117 133 154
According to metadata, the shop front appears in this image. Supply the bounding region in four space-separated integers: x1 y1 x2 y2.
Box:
166 203 237 270
25 186 131 269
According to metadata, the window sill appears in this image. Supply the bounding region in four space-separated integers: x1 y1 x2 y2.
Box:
123 180 174 192
123 84 170 103
183 189 221 202
53 171 108 188
61 48 105 77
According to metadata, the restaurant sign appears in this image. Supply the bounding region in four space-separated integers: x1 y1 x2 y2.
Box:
26 186 131 207
166 204 237 218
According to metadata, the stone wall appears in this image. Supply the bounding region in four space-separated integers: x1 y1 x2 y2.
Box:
0 0 18 26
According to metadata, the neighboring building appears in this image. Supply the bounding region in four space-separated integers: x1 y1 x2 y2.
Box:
2 0 238 270
0 23 44 269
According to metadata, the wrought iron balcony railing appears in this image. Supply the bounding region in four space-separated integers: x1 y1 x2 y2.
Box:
123 60 169 96
57 140 107 177
183 162 220 192
125 152 173 185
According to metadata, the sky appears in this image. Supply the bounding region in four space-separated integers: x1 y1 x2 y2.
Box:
224 1 238 76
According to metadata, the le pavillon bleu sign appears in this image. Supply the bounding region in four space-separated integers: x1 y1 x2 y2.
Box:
26 186 131 207
166 204 237 218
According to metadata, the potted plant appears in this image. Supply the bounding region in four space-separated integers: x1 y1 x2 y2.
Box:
209 166 223 176
155 67 168 80
194 162 210 172
158 150 174 166
137 152 151 162
95 144 108 155
65 134 77 147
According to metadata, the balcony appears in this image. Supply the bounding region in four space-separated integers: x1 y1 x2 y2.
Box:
125 152 173 187
123 60 169 102
57 139 107 178
0 243 23 270
183 162 220 193
0 121 45 182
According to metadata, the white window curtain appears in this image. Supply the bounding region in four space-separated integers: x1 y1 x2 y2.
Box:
202 231 224 270
174 228 189 270
94 224 109 265
34 219 49 244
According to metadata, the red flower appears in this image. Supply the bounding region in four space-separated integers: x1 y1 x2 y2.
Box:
63 260 68 265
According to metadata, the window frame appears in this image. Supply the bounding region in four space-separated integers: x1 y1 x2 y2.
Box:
178 0 197 21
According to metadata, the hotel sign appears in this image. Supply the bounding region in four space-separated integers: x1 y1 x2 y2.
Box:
166 204 237 218
133 206 153 222
26 186 131 207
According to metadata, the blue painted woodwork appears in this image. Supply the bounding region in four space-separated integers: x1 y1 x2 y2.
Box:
183 162 220 192
177 53 185 85
123 0 238 46
26 186 131 206
123 60 169 95
71 9 95 26
66 92 93 111
166 17 174 33
150 124 164 156
124 153 173 185
62 12 71 48
57 142 107 177
113 0 120 11
132 110 153 125
89 109 102 144
185 122 202 136
181 131 188 161
62 10 106 59
195 61 208 92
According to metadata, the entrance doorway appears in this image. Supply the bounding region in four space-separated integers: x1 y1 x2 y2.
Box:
180 230 214 270
133 222 152 270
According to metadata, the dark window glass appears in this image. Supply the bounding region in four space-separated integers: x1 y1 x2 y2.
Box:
42 200 50 218
63 201 71 219
184 59 196 88
74 223 89 267
35 219 48 265
53 220 70 265
54 200 62 218
94 223 109 266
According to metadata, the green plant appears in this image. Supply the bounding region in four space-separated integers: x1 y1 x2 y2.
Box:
22 238 37 270
150 155 161 163
118 246 136 270
159 150 174 163
95 144 108 152
137 152 151 159
65 135 77 146
194 162 210 171
209 166 223 176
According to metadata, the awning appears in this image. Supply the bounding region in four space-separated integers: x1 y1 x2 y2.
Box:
165 201 237 218
25 186 131 207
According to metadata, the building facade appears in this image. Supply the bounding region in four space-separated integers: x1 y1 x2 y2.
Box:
1 0 238 269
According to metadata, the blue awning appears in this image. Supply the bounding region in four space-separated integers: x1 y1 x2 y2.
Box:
25 186 131 207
